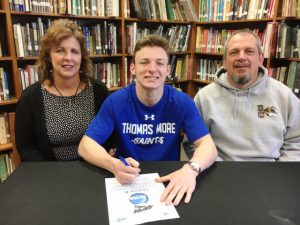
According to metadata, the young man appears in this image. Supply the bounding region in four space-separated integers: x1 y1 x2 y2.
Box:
185 30 300 161
78 35 217 206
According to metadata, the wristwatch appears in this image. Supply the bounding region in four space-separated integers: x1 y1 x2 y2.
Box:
186 161 202 174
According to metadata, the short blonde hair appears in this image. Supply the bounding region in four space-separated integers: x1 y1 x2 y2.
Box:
133 35 170 63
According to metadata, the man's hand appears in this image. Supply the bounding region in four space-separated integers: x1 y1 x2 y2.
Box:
113 157 140 184
155 164 198 206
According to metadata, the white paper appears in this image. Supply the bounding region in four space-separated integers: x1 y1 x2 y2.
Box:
105 173 180 225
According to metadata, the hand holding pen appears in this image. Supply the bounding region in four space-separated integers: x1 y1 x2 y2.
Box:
113 156 140 184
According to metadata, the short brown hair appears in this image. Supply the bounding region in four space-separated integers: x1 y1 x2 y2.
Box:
36 19 93 84
224 29 262 59
133 34 170 63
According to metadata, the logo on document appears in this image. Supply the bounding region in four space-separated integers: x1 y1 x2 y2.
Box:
129 193 153 214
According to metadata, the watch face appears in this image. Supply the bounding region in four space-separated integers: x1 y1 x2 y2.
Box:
190 161 200 173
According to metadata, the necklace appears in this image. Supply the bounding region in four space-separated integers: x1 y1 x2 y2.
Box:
53 81 81 116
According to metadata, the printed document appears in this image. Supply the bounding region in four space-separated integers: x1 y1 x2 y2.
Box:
105 173 180 225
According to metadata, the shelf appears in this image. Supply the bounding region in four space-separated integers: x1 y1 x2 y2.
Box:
192 79 213 85
0 57 13 61
195 18 273 25
124 17 190 24
165 79 189 84
108 86 122 92
0 143 13 152
275 17 300 21
17 55 124 61
89 54 123 59
271 58 300 62
195 52 223 57
0 98 18 106
16 56 38 61
9 11 122 20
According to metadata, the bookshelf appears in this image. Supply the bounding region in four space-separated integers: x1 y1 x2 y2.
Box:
0 0 299 176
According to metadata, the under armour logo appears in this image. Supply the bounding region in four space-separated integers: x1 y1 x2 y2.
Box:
144 114 155 121
257 105 278 118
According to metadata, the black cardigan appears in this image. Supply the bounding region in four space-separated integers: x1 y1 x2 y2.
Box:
15 79 109 161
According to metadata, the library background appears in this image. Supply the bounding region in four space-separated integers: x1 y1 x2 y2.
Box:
0 0 299 182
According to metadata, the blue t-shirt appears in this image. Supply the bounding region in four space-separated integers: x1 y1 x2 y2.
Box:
85 84 208 161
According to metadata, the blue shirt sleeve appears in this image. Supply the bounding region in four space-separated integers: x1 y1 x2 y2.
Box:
182 96 209 142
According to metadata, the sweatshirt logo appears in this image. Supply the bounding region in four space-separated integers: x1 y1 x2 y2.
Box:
257 105 278 118
144 114 155 121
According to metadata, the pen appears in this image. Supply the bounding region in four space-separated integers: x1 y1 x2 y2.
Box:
119 156 130 166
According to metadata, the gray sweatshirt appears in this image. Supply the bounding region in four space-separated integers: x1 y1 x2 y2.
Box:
186 66 300 161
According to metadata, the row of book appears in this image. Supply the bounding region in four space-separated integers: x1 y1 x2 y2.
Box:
18 65 39 91
82 22 118 55
13 18 118 57
195 22 299 59
196 59 222 82
13 18 51 57
11 16 299 59
93 62 120 88
169 55 191 81
270 62 300 97
126 23 191 54
195 26 274 57
9 0 120 17
126 0 197 21
0 67 11 101
275 22 300 58
0 152 15 182
281 0 300 17
198 0 275 22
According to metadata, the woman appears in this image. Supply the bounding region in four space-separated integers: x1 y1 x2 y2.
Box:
15 19 110 161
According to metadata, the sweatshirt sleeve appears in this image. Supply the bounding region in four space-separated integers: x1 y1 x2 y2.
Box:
278 94 300 161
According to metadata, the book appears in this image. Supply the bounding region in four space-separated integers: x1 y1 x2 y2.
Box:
0 154 8 182
180 55 189 80
165 0 175 20
175 57 183 81
0 38 2 57
178 0 198 21
287 61 297 90
13 23 25 57
3 112 10 144
291 25 300 58
293 63 300 97
169 55 177 81
0 113 8 144
3 70 10 100
59 0 66 14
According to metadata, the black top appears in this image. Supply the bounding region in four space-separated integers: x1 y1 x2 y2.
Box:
0 161 299 225
15 79 110 161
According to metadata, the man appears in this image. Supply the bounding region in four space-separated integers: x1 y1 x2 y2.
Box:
185 29 300 161
78 35 217 206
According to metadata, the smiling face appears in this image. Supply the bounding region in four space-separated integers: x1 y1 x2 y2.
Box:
223 32 264 89
50 36 82 81
130 46 170 91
